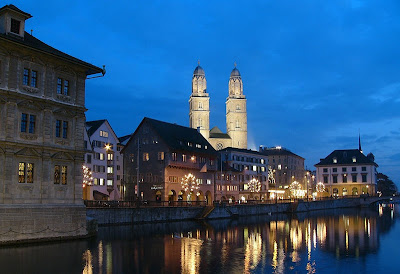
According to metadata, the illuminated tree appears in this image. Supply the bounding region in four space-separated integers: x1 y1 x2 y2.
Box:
290 181 306 198
268 167 275 185
316 182 325 193
82 165 93 186
181 173 200 194
248 178 261 193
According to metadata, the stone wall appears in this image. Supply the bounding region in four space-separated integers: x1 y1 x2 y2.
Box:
0 205 87 244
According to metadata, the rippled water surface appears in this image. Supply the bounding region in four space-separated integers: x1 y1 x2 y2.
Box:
1 205 400 273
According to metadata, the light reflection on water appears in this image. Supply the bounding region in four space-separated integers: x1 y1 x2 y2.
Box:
0 205 399 273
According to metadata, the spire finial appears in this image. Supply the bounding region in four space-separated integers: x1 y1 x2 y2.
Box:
198 59 200 65
234 61 237 67
359 129 363 153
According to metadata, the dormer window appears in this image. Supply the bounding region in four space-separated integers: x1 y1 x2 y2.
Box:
10 18 20 34
352 157 356 163
333 157 337 164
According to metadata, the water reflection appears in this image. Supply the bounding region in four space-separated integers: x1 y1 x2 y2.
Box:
0 205 398 273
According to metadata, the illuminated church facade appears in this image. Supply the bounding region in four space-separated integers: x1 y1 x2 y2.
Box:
189 64 247 150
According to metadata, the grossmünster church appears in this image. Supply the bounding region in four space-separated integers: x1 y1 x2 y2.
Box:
189 63 247 150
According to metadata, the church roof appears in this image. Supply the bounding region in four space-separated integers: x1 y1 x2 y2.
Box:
209 127 231 139
193 65 205 76
125 117 217 155
315 149 378 167
230 67 241 77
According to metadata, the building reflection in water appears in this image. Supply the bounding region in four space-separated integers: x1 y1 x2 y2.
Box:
77 205 397 273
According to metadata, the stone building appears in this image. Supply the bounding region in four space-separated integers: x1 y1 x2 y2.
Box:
0 5 104 243
259 146 306 198
189 63 247 150
83 120 122 201
216 147 269 202
315 149 378 197
122 117 217 204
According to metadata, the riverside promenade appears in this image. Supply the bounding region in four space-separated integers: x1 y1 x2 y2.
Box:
86 195 400 226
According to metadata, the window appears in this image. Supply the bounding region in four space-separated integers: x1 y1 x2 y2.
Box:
261 166 265 172
21 113 36 133
332 168 337 173
56 120 61 137
61 166 67 184
107 166 113 174
207 179 211 185
333 158 337 164
261 159 265 164
23 69 38 88
107 179 113 186
235 120 240 128
252 165 257 171
107 153 113 160
332 175 338 184
117 165 120 170
323 176 328 184
342 174 347 183
352 167 356 172
236 104 240 110
352 174 357 183
182 154 187 162
196 179 203 185
99 153 104 160
323 168 328 173
198 102 203 109
93 178 99 185
62 121 68 138
100 130 108 137
172 152 177 161
29 115 36 133
362 167 366 172
54 165 60 184
278 164 282 170
57 78 70 95
158 152 164 160
99 178 105 186
10 18 21 34
18 162 34 183
342 167 347 172
352 157 356 163
143 153 149 161
87 154 92 164
362 174 367 182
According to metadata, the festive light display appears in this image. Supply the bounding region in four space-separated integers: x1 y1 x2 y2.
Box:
82 165 93 187
248 178 261 193
316 182 325 193
268 167 275 184
181 173 200 194
290 181 306 198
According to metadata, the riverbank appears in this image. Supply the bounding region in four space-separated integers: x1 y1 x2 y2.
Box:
87 196 387 226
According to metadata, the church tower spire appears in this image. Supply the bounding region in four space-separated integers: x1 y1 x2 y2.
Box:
189 62 210 139
226 64 247 149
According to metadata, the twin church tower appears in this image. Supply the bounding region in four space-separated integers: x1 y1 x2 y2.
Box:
189 63 247 150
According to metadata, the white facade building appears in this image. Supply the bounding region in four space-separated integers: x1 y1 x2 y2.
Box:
83 120 122 200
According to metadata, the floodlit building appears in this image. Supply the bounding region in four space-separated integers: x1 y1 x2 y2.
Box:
315 149 378 197
217 147 269 202
83 120 123 200
0 4 104 243
189 63 247 150
259 146 306 198
122 117 217 204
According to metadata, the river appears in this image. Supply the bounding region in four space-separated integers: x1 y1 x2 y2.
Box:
1 204 399 273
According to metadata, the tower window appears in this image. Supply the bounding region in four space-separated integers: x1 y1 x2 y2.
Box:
236 104 240 110
199 102 203 109
235 120 240 128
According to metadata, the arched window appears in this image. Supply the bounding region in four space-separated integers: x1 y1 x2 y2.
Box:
342 188 347 196
333 188 338 196
198 102 203 109
352 187 358 196
235 120 240 128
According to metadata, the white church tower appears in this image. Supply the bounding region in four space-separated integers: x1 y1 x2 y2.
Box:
226 64 247 149
189 62 210 139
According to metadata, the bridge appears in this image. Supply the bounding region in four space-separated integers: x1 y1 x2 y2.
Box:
359 195 400 207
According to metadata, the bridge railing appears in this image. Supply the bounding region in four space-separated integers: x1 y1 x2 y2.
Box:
84 200 207 208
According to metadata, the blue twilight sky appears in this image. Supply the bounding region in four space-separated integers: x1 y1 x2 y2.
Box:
14 0 400 185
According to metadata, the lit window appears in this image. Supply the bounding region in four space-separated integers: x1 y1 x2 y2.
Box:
333 158 337 164
261 159 265 164
207 179 211 185
107 166 113 174
182 154 187 162
99 178 105 186
100 130 108 137
18 162 34 183
352 157 356 163
278 164 282 170
54 165 60 184
107 153 113 160
343 174 347 183
61 166 67 184
143 152 149 161
252 165 257 171
172 152 177 161
99 153 104 160
107 179 113 186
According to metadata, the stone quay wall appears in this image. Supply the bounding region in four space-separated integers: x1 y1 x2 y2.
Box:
88 198 363 225
0 204 87 245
